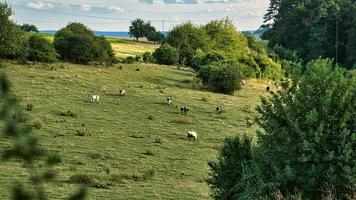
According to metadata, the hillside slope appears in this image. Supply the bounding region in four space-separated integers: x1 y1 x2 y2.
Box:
0 61 268 199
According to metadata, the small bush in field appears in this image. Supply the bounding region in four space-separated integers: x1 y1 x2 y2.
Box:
76 124 89 136
69 174 95 185
59 110 77 118
153 44 179 65
142 52 155 63
147 114 154 120
122 56 135 64
142 169 156 181
26 103 33 111
33 121 42 129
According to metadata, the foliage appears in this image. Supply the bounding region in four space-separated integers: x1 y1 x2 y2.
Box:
0 72 87 200
27 34 58 63
142 52 155 63
256 59 355 198
21 24 38 33
129 19 146 42
166 22 209 66
203 18 249 59
347 11 356 69
208 136 253 200
198 61 244 94
153 44 179 65
262 0 355 67
53 23 115 64
0 3 28 60
146 31 165 44
208 59 356 199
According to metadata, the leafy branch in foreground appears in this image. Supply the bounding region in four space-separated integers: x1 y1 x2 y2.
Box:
0 72 87 200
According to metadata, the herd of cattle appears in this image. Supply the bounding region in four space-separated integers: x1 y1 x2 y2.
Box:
88 80 278 141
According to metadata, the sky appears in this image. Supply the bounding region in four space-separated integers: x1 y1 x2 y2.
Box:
6 0 270 31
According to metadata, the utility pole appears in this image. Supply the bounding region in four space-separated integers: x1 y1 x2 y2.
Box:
162 20 165 33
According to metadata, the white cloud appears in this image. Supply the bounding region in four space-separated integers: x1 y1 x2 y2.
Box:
108 6 125 12
27 1 45 10
80 4 91 12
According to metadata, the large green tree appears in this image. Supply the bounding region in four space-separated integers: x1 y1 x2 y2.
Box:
0 3 28 59
262 0 355 67
129 18 146 42
166 22 209 66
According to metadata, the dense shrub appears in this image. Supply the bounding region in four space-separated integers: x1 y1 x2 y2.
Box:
53 23 115 64
208 59 356 199
208 136 253 200
27 35 58 63
142 52 155 63
153 44 179 65
192 50 226 70
198 61 244 94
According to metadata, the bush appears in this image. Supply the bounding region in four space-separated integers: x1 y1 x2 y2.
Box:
59 110 77 118
33 121 42 129
153 44 179 65
27 35 58 63
199 61 244 94
142 52 155 63
147 114 154 120
208 136 253 200
26 103 33 111
208 59 356 199
53 23 115 64
142 169 156 181
122 56 135 64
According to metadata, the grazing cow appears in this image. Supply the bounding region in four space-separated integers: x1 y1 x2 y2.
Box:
187 131 198 141
240 80 246 85
181 107 190 115
90 95 100 103
119 89 127 96
246 117 253 127
216 106 222 114
266 86 271 92
167 97 173 105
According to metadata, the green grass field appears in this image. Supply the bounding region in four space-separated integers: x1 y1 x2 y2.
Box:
108 38 159 58
0 60 269 199
40 35 158 59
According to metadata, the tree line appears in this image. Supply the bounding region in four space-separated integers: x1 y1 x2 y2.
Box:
262 0 356 69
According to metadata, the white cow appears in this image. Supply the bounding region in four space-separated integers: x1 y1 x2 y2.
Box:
167 97 173 105
187 131 198 141
90 95 100 103
119 89 127 96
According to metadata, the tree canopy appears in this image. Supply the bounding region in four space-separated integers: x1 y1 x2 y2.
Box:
21 24 39 33
262 0 356 68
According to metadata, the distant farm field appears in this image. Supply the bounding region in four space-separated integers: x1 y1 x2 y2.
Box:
108 38 159 58
0 60 269 199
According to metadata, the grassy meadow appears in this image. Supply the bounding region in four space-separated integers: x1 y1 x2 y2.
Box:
108 38 159 58
0 59 270 199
